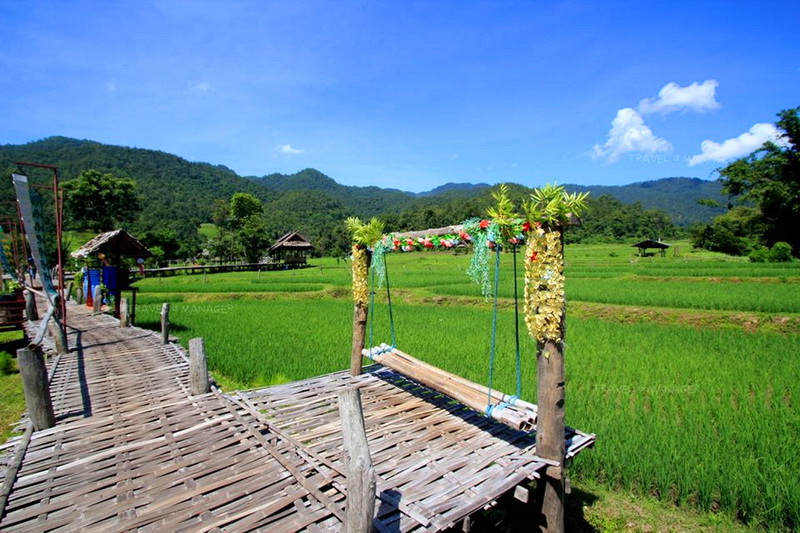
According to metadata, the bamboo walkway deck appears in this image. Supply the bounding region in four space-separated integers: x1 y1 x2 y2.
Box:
0 299 594 532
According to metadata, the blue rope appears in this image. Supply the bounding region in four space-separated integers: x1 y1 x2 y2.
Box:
486 247 501 412
384 254 397 348
512 244 522 397
367 263 376 351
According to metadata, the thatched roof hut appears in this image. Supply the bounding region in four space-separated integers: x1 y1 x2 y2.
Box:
269 231 313 265
632 239 670 257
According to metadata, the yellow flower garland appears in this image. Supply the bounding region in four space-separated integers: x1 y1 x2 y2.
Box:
351 245 369 306
524 226 565 344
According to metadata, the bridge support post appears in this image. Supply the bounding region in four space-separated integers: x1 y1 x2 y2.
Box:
119 298 130 327
17 348 55 431
92 285 102 314
534 227 567 533
24 290 38 321
350 303 368 376
189 337 209 395
160 303 170 344
338 387 375 532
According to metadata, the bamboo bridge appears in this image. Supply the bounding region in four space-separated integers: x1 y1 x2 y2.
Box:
0 297 594 532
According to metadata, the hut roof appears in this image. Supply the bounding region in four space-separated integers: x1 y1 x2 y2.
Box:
71 229 152 259
632 240 671 249
269 231 313 252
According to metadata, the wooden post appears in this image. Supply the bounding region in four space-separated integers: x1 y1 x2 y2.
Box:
75 287 84 305
189 337 209 395
92 285 102 314
24 289 38 321
48 318 69 355
338 387 376 533
17 348 55 430
64 281 73 301
535 228 566 533
131 289 137 325
350 303 368 376
160 303 170 344
119 298 130 327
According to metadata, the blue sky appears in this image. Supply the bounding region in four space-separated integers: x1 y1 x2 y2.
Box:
1 1 798 192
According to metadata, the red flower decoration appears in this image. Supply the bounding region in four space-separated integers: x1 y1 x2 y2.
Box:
459 231 470 241
509 237 519 244
479 219 490 229
529 251 538 262
522 221 532 233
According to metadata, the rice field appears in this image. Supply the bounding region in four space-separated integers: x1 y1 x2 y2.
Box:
132 241 800 530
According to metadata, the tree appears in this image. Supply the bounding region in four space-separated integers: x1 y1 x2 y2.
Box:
209 192 270 262
717 107 800 254
689 207 763 256
141 229 181 263
238 217 271 263
63 169 141 231
229 193 263 226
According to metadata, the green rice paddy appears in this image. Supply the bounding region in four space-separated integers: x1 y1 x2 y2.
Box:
131 241 799 530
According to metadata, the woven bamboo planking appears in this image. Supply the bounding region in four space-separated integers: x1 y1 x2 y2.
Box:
0 297 594 532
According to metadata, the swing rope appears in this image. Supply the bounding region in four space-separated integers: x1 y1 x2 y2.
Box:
384 256 397 348
485 247 501 413
366 240 524 419
485 244 524 415
367 252 397 351
367 263 376 351
512 244 522 397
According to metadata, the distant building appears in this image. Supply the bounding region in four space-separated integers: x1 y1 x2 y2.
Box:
632 239 670 257
269 231 313 265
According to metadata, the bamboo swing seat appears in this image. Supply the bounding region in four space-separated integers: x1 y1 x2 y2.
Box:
363 344 538 431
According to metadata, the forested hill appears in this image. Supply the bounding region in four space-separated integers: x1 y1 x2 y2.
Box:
250 169 412 216
1 136 723 253
0 136 276 239
569 178 726 226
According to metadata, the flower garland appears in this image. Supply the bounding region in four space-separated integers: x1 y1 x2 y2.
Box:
524 223 565 344
351 244 370 306
347 183 588 346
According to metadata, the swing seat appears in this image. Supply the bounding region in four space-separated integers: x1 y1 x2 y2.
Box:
363 344 538 431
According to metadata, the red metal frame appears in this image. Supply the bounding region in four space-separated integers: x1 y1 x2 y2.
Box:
13 162 67 330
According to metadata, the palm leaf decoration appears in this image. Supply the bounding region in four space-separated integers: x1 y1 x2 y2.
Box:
346 216 385 247
523 183 589 226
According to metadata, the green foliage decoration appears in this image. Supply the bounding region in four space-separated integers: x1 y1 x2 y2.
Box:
346 217 385 305
522 182 589 226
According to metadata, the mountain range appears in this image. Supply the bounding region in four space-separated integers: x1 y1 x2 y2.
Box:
1 137 726 249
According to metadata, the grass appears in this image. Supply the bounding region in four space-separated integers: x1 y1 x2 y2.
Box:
0 330 26 443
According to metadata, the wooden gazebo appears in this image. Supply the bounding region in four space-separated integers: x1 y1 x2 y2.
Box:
269 231 313 266
632 239 670 257
71 229 151 319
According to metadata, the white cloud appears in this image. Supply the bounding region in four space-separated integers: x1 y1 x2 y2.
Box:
105 80 117 94
189 81 213 93
688 123 785 166
592 108 672 163
638 80 720 115
279 144 304 155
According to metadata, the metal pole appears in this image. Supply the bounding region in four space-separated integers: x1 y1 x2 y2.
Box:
15 201 29 281
53 168 66 330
